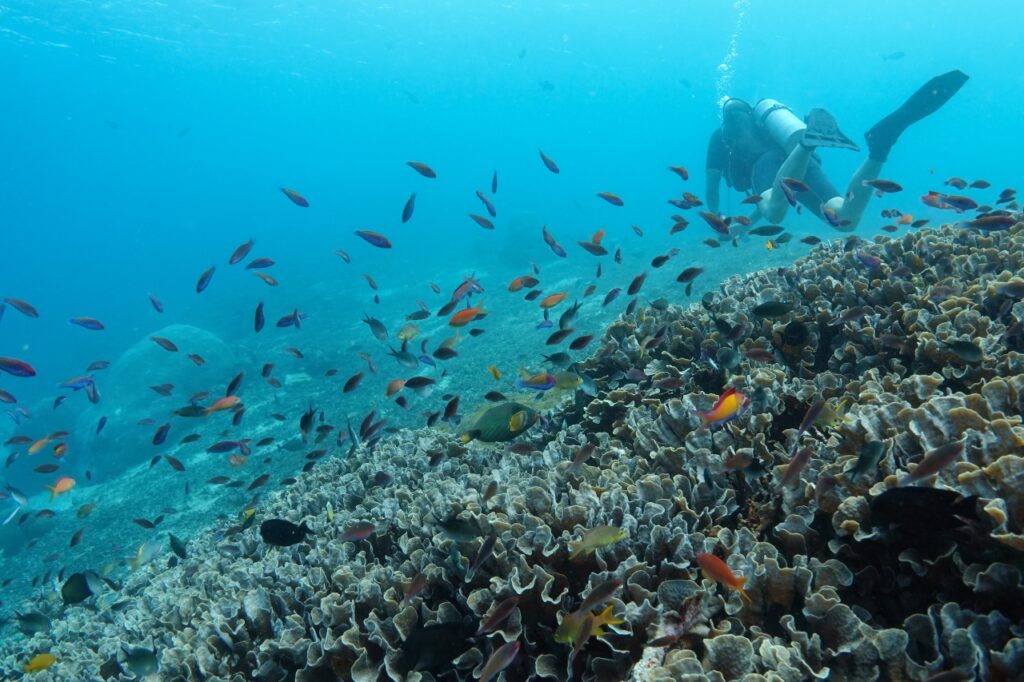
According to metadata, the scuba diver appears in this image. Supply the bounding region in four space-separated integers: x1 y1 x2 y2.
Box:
705 70 969 231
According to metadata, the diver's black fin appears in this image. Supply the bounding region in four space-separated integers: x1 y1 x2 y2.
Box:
801 108 860 151
865 69 969 161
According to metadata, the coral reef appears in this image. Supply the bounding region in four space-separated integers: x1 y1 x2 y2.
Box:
2 225 1024 680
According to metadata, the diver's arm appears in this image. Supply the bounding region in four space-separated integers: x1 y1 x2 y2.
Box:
706 169 722 215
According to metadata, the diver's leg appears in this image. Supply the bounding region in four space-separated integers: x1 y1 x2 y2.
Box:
865 70 969 162
832 157 885 229
757 145 813 223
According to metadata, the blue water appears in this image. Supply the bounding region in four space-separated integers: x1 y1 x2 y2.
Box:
1 0 1022 628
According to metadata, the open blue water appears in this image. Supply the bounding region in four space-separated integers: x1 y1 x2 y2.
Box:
1 0 1022 666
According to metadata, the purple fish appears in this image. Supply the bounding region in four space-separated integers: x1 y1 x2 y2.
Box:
276 309 308 328
855 251 881 269
402 193 416 223
196 265 215 293
779 180 797 207
603 287 622 306
69 317 105 331
0 357 36 378
153 423 170 446
515 373 557 391
354 230 392 248
542 225 567 258
245 258 276 269
207 440 247 454
451 275 484 303
538 149 559 174
96 416 107 434
148 292 164 313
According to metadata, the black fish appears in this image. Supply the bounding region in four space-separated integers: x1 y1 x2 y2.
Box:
399 618 478 674
752 301 794 317
847 440 886 480
260 519 312 546
169 533 187 559
61 572 95 604
870 487 979 532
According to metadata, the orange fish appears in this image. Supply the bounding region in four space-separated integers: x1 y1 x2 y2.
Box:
539 292 568 309
591 229 606 245
508 275 538 292
28 437 51 455
385 379 406 397
697 387 750 429
897 214 913 225
228 454 247 467
205 395 242 415
46 476 76 501
696 552 750 601
449 302 487 327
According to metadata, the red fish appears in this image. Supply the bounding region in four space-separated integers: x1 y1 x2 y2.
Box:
695 552 750 601
281 187 310 207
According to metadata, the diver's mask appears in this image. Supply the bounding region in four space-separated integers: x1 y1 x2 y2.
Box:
720 97 754 146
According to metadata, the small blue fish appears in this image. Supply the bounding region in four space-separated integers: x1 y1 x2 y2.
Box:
418 355 436 367
536 319 554 330
196 266 215 293
148 292 164 313
58 375 94 391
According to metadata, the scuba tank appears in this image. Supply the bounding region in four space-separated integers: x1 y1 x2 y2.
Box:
753 98 806 153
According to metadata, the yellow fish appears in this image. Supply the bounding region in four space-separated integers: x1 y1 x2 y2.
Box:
508 410 529 432
568 525 626 560
326 502 335 523
488 364 501 380
24 653 57 672
765 239 775 251
554 604 623 645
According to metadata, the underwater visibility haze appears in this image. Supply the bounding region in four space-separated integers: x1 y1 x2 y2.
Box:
2 0 1024 679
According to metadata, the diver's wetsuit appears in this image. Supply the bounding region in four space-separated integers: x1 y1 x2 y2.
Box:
706 126 839 219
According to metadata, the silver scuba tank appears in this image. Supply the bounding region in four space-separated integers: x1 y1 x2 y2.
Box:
753 98 806 153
